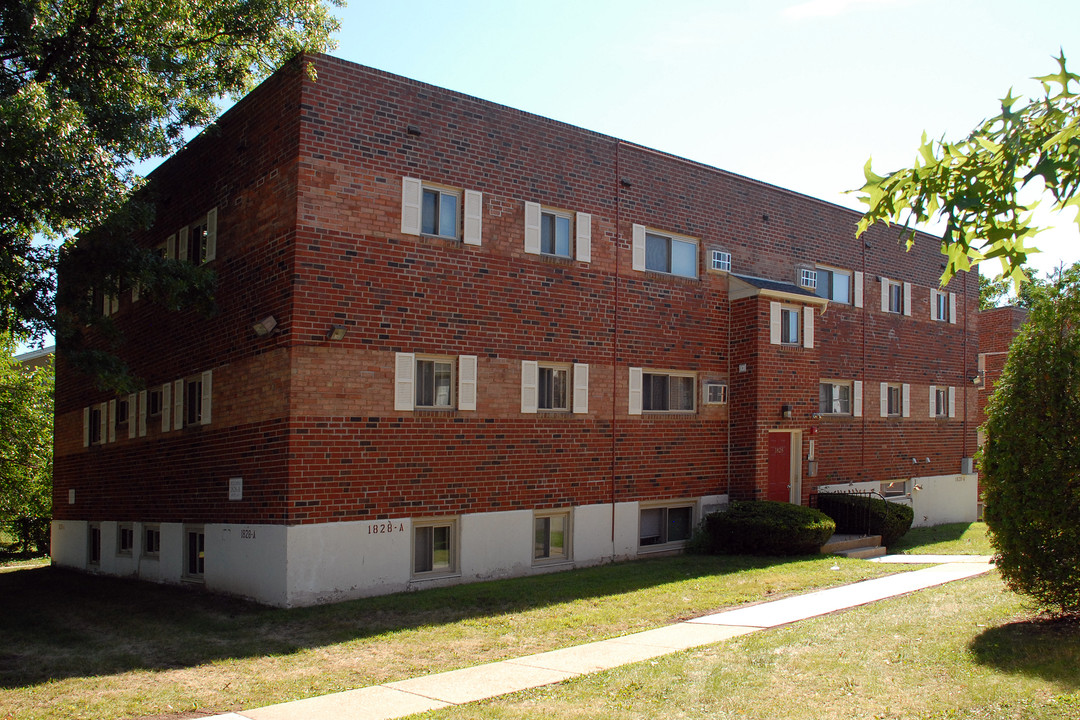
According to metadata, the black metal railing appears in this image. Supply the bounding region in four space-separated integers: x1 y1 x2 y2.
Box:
810 489 893 538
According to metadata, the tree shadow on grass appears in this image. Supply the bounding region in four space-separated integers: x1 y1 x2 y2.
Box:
0 552 815 689
969 615 1080 689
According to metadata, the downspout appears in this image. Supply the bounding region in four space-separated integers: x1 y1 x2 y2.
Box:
861 233 868 478
963 269 970 464
611 141 622 557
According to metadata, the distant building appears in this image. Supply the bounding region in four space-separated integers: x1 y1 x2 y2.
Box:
52 55 979 606
14 345 55 372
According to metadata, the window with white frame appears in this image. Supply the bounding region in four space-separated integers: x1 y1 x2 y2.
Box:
534 512 570 562
819 381 852 415
780 307 800 345
884 383 902 417
799 268 818 290
396 353 477 412
170 371 213 430
84 403 105 446
931 290 955 323
521 361 589 413
704 381 728 405
524 202 592 262
770 302 815 348
178 209 218 265
639 504 694 548
88 524 101 566
711 250 731 272
144 525 161 557
538 364 569 411
631 225 697 278
814 265 852 304
643 371 695 412
930 385 955 418
184 526 205 579
117 524 134 556
883 279 904 314
401 177 483 246
413 518 458 575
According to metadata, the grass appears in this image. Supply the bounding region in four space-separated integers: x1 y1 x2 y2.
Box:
0 552 902 720
889 521 994 556
428 572 1080 720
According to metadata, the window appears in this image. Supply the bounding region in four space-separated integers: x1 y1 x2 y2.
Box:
534 512 570 562
704 381 728 405
814 266 851 304
178 209 217 264
422 187 459 239
416 358 454 409
185 527 205 579
819 381 852 415
521 361 588 414
149 388 163 417
401 177 482 245
711 250 731 272
884 279 903 314
780 307 800 345
117 524 134 556
643 372 695 412
89 405 103 445
144 526 161 556
172 371 213 429
88 524 101 566
540 211 572 257
632 225 697 278
116 397 129 429
799 268 818 290
932 290 955 323
395 353 477 412
413 519 457 575
639 505 693 547
930 385 955 418
185 376 204 426
524 201 592 261
879 382 909 418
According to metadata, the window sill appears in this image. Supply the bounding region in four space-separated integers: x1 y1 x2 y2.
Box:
637 541 687 555
639 269 699 283
410 570 460 583
532 558 574 568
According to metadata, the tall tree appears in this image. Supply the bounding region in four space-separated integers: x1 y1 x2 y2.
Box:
856 52 1080 286
0 0 340 353
0 336 53 553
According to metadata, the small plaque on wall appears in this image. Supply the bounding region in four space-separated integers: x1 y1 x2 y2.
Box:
229 477 243 501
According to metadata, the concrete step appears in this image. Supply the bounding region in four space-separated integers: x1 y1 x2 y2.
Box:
832 545 888 559
821 534 883 554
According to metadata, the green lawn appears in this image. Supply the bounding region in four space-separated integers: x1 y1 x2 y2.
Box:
889 521 994 556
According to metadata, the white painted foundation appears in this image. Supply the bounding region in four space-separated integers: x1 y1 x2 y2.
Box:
50 494 729 607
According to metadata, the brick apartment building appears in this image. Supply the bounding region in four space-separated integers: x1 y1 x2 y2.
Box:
51 54 980 606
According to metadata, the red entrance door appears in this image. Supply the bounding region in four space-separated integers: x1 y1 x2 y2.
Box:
767 432 792 502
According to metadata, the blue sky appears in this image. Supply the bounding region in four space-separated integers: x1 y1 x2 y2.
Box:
331 0 1080 278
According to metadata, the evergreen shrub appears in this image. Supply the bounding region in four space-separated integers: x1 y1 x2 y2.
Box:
700 500 835 556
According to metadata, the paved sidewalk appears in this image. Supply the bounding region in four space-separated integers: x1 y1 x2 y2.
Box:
209 555 994 720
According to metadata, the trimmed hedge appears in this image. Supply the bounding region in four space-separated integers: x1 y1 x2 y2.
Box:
699 501 836 556
815 493 913 548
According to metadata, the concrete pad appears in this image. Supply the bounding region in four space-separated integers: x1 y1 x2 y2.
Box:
614 622 761 650
689 563 993 628
240 685 450 720
384 660 577 705
507 638 672 674
871 554 995 564
204 715 249 720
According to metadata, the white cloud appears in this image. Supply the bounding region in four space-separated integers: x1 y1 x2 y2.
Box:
783 0 907 20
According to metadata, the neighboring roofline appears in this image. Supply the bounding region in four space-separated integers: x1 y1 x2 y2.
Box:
14 345 55 364
728 274 830 308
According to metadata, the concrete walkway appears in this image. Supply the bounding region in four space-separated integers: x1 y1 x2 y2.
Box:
209 555 995 720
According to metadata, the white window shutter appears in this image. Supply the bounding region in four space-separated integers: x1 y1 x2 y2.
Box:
138 390 147 437
166 234 176 260
575 212 592 262
127 393 137 439
173 379 184 429
929 385 937 418
802 306 814 349
83 406 90 447
394 353 415 412
902 383 910 418
108 399 117 443
162 382 172 432
880 279 890 312
948 386 956 418
131 282 139 303
524 201 541 254
949 292 957 324
98 402 108 445
628 367 643 415
632 224 646 271
400 177 422 235
204 207 217 262
903 282 912 316
109 293 119 315
521 360 538 413
769 302 781 345
458 355 477 411
200 370 213 425
573 363 589 414
853 380 863 417
178 226 189 262
463 190 483 245
880 382 889 418
853 271 863 308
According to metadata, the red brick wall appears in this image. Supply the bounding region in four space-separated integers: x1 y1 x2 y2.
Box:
54 54 979 526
